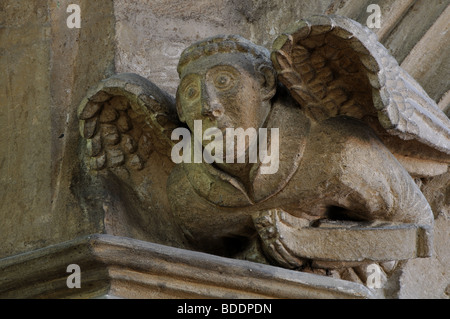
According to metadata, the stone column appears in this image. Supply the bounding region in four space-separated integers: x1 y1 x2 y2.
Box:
0 0 115 259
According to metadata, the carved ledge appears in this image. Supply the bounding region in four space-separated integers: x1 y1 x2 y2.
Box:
0 234 375 299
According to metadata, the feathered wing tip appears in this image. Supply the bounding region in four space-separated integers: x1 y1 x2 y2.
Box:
78 73 181 175
271 14 450 161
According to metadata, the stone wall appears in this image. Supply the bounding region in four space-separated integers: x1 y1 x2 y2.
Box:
0 0 115 259
113 0 335 96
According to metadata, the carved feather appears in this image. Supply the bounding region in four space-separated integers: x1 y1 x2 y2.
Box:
272 15 450 161
78 73 181 174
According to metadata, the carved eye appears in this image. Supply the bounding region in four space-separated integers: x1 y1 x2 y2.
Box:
184 83 199 100
214 72 235 90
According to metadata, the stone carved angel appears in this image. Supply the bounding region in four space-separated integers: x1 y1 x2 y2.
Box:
77 15 450 284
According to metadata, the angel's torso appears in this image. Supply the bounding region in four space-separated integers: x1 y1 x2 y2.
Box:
174 93 312 209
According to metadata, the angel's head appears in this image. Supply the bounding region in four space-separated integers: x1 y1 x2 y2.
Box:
176 35 277 139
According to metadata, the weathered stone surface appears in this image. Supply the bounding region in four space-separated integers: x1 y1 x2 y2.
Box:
254 210 432 264
327 0 450 104
400 4 450 102
396 212 450 299
395 155 449 178
0 0 116 259
113 0 335 96
0 0 52 259
1 0 449 300
72 14 448 302
391 170 450 298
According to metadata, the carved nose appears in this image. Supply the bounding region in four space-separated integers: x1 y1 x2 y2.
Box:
201 81 224 119
201 100 224 119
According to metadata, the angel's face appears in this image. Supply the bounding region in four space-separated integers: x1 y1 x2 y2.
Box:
177 53 271 150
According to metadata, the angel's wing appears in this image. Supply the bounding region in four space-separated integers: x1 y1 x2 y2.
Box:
271 15 450 163
77 73 187 246
78 73 181 176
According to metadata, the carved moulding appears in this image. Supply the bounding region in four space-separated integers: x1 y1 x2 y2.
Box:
0 235 374 299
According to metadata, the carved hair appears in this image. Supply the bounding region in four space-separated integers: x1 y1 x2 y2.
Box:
177 35 273 77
